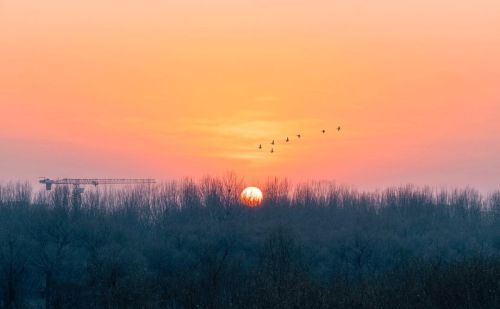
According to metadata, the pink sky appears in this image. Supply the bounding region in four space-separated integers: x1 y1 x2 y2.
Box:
0 1 499 192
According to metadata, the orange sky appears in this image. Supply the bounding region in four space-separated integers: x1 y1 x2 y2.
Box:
1 1 499 191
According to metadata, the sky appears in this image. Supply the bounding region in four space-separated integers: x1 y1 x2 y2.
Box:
1 0 499 192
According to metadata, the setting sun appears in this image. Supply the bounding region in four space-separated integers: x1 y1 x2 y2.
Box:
240 186 263 207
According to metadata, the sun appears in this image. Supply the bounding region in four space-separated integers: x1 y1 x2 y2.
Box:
240 186 263 207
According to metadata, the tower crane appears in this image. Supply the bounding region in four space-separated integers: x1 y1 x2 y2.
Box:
39 178 156 191
39 178 156 206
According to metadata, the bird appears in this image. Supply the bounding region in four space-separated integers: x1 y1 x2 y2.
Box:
297 134 301 138
271 140 275 145
286 137 289 142
337 126 341 132
270 148 274 153
258 144 262 149
322 129 326 134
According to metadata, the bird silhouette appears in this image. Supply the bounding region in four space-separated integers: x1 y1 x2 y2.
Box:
270 148 274 153
258 144 262 149
286 137 289 142
322 129 326 134
297 134 301 138
271 140 275 145
337 126 341 132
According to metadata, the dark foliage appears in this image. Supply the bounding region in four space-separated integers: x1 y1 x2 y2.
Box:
0 179 498 308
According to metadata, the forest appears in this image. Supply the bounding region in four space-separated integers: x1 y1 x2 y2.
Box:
0 176 499 309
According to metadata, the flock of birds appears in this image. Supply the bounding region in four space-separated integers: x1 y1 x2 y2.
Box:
258 126 341 154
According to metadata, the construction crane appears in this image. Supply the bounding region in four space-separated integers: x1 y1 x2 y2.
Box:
39 178 156 207
39 178 156 191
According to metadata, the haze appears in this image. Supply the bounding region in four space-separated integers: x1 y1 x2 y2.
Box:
1 1 499 191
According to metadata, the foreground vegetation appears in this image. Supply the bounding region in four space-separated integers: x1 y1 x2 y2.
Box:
0 177 499 308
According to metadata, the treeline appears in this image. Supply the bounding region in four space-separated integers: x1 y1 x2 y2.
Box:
0 177 499 308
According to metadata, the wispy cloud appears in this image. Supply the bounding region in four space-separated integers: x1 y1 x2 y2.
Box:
180 116 323 160
97 114 325 162
253 96 278 102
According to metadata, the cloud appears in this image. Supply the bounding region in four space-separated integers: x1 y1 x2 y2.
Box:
181 116 323 159
98 113 325 162
253 96 278 102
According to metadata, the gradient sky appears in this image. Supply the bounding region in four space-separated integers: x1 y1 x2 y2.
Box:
1 1 499 191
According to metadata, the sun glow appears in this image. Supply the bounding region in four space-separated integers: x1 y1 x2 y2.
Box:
240 186 263 207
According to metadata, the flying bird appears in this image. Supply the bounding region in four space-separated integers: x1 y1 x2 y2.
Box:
271 140 275 145
322 129 326 134
337 126 341 132
258 144 262 149
286 137 289 142
297 134 301 138
270 148 274 153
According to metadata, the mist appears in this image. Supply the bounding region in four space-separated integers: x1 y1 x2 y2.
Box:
0 177 498 308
